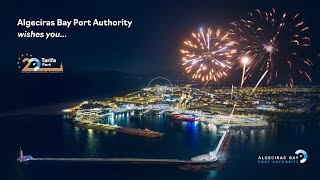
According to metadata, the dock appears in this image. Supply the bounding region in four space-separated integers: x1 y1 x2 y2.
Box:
73 120 164 138
20 157 189 165
199 115 268 127
179 129 232 171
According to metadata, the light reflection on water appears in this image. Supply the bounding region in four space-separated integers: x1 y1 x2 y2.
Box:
204 170 218 180
258 129 266 148
240 130 246 146
72 113 221 160
86 129 97 156
59 116 320 180
3 115 320 180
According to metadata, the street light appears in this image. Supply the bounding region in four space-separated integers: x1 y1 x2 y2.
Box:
240 56 250 88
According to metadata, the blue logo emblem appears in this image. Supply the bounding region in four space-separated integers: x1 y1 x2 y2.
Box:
295 149 307 163
28 58 41 71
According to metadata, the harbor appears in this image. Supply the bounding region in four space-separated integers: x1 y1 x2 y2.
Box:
17 126 232 170
54 84 269 170
67 104 268 128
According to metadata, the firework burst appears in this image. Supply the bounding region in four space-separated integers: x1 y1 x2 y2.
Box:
230 8 313 87
181 28 237 82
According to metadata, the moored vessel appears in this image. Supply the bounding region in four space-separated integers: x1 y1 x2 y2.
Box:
169 114 200 122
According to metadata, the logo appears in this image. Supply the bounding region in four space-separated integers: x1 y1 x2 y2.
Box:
257 149 307 164
17 53 63 73
295 149 307 163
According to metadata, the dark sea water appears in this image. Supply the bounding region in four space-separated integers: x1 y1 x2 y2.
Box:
1 113 319 180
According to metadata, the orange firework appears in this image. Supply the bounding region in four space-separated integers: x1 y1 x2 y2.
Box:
181 28 237 82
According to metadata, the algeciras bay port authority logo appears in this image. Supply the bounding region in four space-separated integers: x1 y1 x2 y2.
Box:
17 53 63 73
258 149 308 164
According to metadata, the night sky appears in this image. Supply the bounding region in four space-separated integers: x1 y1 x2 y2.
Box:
1 0 320 111
3 0 320 73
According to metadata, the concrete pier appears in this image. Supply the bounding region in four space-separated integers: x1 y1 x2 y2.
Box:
72 120 164 138
26 158 189 165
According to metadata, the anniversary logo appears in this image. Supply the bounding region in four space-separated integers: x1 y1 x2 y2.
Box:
17 53 63 73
